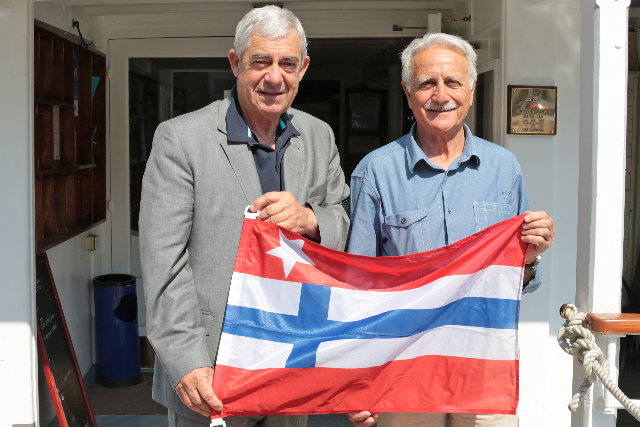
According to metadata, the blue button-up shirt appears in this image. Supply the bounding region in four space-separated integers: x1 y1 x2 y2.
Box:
347 124 542 292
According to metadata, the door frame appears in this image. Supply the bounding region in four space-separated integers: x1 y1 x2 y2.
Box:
108 37 235 275
477 59 503 147
466 59 503 147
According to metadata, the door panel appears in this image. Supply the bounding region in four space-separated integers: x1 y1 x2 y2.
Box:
109 38 234 336
110 37 233 274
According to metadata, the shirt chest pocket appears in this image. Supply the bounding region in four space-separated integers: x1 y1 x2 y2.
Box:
381 209 430 256
473 202 512 233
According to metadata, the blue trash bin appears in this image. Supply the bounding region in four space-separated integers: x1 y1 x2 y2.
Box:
93 274 143 387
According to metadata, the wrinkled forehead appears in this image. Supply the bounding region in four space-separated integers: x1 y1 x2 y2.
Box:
244 29 304 60
411 46 469 80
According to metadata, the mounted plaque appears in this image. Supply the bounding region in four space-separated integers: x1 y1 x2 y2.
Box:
507 85 557 135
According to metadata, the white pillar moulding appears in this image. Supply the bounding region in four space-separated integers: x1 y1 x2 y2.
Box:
576 0 630 426
0 0 38 424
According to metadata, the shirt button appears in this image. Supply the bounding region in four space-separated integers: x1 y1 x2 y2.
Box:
448 209 452 214
401 218 407 224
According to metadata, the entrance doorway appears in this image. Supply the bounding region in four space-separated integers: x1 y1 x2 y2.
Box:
107 34 421 424
109 39 235 360
110 36 419 331
106 33 502 424
110 34 505 348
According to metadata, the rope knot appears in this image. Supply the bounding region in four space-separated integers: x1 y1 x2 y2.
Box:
557 303 640 421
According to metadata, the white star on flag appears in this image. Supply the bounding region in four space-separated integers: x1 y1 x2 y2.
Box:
266 231 315 278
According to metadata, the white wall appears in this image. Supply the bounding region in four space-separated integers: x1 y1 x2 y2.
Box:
469 0 501 65
47 232 106 375
0 1 39 426
503 1 580 426
442 1 473 42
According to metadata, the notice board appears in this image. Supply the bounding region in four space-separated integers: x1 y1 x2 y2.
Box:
36 253 96 427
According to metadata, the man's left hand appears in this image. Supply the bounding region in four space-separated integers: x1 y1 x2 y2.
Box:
522 210 555 264
250 191 320 240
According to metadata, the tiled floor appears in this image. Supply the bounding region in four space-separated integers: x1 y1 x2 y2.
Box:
93 414 352 427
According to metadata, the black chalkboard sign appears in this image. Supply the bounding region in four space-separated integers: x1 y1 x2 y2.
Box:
36 253 96 427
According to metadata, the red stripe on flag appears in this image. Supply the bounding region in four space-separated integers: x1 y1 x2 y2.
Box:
212 357 518 417
232 215 527 291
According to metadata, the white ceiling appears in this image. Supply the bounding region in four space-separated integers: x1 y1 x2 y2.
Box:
54 0 461 22
35 0 472 55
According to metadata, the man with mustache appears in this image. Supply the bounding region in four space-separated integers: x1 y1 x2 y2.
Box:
345 33 555 427
139 6 350 427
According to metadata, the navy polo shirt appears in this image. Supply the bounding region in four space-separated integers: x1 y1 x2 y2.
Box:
226 87 299 194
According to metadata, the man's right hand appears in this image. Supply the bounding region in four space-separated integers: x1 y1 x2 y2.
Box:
175 366 223 417
346 411 382 427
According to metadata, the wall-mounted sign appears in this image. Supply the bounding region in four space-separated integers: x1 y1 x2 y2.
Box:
349 92 381 131
507 86 557 135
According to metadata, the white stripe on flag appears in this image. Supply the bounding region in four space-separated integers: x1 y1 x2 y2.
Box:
315 326 516 369
218 333 293 370
228 273 302 315
328 265 522 322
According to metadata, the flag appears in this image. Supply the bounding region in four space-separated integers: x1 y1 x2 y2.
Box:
211 214 526 420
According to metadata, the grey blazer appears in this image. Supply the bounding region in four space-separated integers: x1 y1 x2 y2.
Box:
139 97 350 421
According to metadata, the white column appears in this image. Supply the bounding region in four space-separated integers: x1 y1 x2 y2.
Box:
576 0 630 426
0 0 39 425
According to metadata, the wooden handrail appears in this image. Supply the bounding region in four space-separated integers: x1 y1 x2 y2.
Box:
585 313 640 335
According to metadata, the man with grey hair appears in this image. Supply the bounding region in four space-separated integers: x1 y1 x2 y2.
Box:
139 5 350 427
346 33 555 427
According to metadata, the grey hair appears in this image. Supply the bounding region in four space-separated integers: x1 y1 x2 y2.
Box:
401 33 477 92
234 6 308 64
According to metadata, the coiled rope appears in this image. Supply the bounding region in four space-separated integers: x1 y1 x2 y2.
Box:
557 303 640 421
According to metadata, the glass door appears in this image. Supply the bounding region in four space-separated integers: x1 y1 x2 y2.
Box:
108 38 234 342
128 57 236 237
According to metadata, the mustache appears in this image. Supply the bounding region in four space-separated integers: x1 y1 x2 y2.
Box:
423 100 459 112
